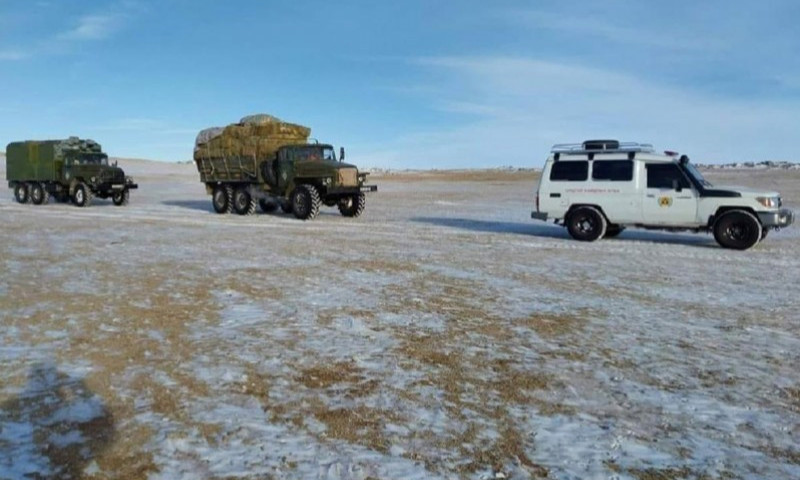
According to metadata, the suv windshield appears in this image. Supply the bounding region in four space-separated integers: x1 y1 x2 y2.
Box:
683 162 712 187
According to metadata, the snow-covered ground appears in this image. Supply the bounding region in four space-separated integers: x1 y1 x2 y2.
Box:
1 160 798 480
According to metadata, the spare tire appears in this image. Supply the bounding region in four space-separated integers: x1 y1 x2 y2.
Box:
260 160 278 187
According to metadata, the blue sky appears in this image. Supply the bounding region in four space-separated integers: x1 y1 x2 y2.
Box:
1 0 798 167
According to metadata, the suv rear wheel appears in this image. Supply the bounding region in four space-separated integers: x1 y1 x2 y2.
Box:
713 210 762 250
566 206 607 241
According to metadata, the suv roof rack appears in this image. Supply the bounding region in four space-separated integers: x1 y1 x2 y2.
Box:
551 140 654 155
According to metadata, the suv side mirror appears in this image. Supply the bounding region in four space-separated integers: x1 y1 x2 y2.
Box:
340 147 345 162
672 179 682 192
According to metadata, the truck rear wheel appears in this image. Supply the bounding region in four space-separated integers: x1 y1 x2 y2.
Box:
233 187 256 215
72 182 93 207
338 194 366 217
713 210 762 250
566 206 607 241
291 184 321 220
14 183 29 203
212 185 232 214
112 189 129 206
30 183 49 205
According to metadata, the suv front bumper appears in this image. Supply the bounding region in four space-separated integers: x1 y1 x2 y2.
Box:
758 208 794 228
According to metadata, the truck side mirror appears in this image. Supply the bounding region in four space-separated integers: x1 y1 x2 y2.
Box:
340 147 345 162
672 179 682 192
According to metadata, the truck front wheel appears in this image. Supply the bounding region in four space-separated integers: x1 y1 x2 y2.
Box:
291 184 321 220
338 194 366 217
72 182 93 207
713 210 762 250
112 189 129 206
212 185 232 214
566 206 607 241
14 183 29 203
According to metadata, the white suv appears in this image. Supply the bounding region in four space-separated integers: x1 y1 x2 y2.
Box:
531 140 794 250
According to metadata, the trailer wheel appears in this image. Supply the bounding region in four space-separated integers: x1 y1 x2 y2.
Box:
30 183 48 205
212 185 232 214
14 183 30 203
291 184 321 220
72 182 93 207
233 187 256 215
112 189 129 206
338 193 366 217
259 198 278 213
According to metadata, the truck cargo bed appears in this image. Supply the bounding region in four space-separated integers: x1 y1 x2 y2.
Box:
195 156 261 183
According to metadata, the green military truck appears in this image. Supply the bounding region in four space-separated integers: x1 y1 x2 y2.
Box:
6 137 137 207
194 115 377 220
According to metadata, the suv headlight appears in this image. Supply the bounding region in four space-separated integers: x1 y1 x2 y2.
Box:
756 196 779 208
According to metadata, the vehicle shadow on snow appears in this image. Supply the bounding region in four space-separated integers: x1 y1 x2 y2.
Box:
0 362 116 478
162 200 214 213
411 216 718 248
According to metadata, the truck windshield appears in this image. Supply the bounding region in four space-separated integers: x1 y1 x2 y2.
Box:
323 147 336 161
684 162 712 187
77 154 108 165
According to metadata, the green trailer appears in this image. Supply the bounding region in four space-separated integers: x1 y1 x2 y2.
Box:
6 137 138 207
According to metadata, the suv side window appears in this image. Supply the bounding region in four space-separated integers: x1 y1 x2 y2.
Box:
646 163 691 189
592 160 633 181
550 161 588 181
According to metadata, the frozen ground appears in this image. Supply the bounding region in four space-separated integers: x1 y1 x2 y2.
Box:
1 160 799 480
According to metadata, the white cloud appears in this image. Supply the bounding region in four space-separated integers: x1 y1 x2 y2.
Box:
0 49 28 61
60 14 121 41
363 56 800 168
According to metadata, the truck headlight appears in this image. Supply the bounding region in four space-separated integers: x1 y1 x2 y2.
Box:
756 196 778 208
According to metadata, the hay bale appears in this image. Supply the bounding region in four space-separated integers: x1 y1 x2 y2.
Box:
196 127 224 147
240 114 280 125
194 113 311 162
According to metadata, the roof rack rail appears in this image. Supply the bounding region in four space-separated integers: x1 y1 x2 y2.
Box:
551 140 654 155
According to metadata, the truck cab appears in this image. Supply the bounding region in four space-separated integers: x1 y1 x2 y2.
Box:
532 139 794 249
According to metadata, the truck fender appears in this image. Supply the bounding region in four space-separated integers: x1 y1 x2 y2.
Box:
68 179 82 196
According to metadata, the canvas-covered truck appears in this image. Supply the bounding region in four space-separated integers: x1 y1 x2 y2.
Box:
6 137 137 207
194 114 377 220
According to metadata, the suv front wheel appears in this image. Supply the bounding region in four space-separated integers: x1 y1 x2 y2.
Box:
713 210 762 250
566 206 607 241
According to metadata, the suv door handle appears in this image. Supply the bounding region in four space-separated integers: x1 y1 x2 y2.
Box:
646 194 655 198
550 193 561 198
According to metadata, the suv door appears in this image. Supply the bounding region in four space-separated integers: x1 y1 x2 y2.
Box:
642 163 698 225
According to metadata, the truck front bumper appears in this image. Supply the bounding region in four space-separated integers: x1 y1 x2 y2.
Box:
328 185 377 195
531 211 548 221
758 208 794 228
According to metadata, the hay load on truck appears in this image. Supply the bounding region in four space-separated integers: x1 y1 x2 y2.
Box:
6 137 138 207
194 114 377 220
